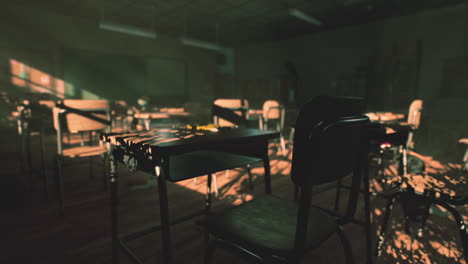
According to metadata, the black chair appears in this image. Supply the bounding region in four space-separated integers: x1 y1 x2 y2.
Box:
383 99 423 176
199 96 370 264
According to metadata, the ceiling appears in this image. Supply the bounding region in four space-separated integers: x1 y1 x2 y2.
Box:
7 0 468 46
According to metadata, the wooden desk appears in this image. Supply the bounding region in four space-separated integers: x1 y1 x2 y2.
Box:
103 127 279 264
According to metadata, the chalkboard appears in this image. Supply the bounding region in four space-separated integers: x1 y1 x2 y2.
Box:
63 49 147 101
147 57 186 97
63 49 187 103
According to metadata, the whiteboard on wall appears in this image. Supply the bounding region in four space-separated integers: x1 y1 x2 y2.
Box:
147 57 186 96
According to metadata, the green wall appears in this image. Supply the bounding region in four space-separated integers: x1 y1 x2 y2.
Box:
236 4 468 161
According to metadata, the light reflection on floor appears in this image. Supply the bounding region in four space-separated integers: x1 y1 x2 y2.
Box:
373 150 467 264
133 141 467 263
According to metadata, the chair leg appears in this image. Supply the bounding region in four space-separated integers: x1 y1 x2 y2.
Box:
55 156 64 215
246 164 254 190
376 193 400 257
206 174 213 213
212 173 219 198
280 136 286 157
463 148 468 171
102 154 108 189
39 129 48 199
26 131 34 191
378 148 385 183
225 170 230 179
402 147 408 176
337 225 354 264
435 201 468 263
335 177 342 212
18 131 25 173
289 127 295 147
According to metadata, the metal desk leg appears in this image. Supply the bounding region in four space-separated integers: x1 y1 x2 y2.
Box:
26 130 34 190
110 150 119 264
156 164 173 264
263 142 272 195
55 155 64 215
206 174 213 213
39 126 48 199
18 123 25 174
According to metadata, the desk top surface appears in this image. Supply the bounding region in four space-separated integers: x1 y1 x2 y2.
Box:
103 127 279 155
134 111 191 119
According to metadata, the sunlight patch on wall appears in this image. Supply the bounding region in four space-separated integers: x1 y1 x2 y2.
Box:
9 59 101 100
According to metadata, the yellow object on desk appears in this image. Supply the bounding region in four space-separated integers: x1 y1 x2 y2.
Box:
186 124 220 132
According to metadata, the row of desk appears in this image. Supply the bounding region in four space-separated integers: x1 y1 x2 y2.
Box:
17 99 468 263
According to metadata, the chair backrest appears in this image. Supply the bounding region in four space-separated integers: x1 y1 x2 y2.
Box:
407 99 423 128
291 96 369 251
213 98 249 127
262 100 281 119
214 98 249 109
291 96 366 186
53 100 110 133
262 100 285 130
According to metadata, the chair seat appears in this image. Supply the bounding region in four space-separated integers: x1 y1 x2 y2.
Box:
199 195 338 256
168 150 262 182
62 145 108 158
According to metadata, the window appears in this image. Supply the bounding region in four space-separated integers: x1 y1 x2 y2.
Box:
9 59 72 99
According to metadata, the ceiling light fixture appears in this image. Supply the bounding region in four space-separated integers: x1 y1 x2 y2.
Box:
180 22 224 52
180 37 223 51
99 21 157 39
99 5 157 39
288 8 322 26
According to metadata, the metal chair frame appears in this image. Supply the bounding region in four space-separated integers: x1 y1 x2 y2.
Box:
203 96 372 264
